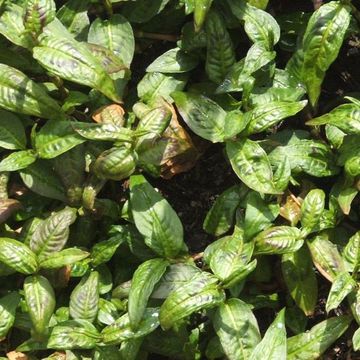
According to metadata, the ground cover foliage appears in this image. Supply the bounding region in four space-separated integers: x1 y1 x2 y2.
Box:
0 0 360 358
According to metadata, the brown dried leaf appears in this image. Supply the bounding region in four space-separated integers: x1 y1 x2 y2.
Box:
7 351 29 360
92 104 125 126
160 104 199 179
279 194 301 226
0 199 21 224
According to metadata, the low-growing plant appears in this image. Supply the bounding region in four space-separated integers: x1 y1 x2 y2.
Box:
0 0 360 359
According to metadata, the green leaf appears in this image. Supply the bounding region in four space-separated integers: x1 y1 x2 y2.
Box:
287 315 352 359
287 2 351 106
151 263 202 299
172 91 226 143
326 272 356 313
243 100 307 135
24 275 56 338
72 123 133 142
0 3 33 48
93 146 136 181
244 191 279 240
249 308 286 360
122 0 171 23
0 292 20 339
35 121 86 159
194 0 213 31
217 44 276 94
48 319 101 349
306 104 360 134
0 150 37 172
205 11 235 83
33 34 121 103
57 0 90 40
226 138 280 194
129 175 187 258
0 110 26 150
147 48 198 74
138 72 187 105
268 137 339 177
91 236 125 267
353 328 360 352
300 189 326 235
70 271 99 323
0 238 38 274
102 308 160 345
88 14 135 67
204 233 256 288
0 64 63 119
254 226 303 255
282 247 318 315
31 207 77 258
20 160 67 201
227 0 280 49
23 0 56 36
159 272 225 330
39 248 89 269
343 231 360 272
307 232 346 282
213 298 261 360
129 258 169 330
203 185 247 236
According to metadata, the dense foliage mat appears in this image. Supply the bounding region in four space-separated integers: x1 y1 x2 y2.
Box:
0 0 360 359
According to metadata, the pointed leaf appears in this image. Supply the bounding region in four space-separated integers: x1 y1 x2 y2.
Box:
226 138 280 194
88 14 135 67
287 315 351 359
300 189 325 235
306 104 360 134
0 150 37 172
254 226 303 255
159 272 225 330
130 175 187 258
48 319 101 350
249 308 286 360
102 308 160 345
39 248 89 269
203 185 247 236
244 100 307 135
287 2 351 106
0 110 26 150
70 271 99 323
172 91 226 143
307 233 346 282
31 207 77 258
213 298 261 360
0 292 21 339
343 231 360 272
227 0 280 49
20 160 67 201
205 11 235 83
282 247 318 315
24 275 56 338
0 64 63 119
35 121 86 159
129 259 168 330
147 48 198 74
33 34 121 103
0 238 37 274
326 272 357 313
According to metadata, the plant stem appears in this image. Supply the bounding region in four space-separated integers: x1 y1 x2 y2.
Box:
103 0 113 17
135 31 179 42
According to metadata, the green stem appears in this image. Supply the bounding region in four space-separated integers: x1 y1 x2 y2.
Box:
135 31 179 42
103 0 113 17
